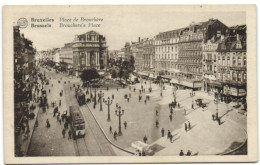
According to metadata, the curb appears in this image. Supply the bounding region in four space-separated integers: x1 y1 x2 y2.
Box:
217 124 247 155
25 103 40 156
84 104 135 155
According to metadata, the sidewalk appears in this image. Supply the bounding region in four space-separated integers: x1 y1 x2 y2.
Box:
15 97 40 156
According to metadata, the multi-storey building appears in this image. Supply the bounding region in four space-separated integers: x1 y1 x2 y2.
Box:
72 31 107 75
202 33 224 92
142 38 155 72
60 43 73 73
131 39 144 72
174 19 229 89
154 29 181 77
216 33 247 98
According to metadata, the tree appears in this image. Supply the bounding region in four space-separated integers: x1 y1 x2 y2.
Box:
118 68 124 81
80 68 100 85
129 55 135 72
123 70 130 81
111 69 117 79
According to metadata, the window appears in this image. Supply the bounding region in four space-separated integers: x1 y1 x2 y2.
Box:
238 73 242 82
243 57 246 66
227 56 230 65
233 57 236 66
238 57 241 66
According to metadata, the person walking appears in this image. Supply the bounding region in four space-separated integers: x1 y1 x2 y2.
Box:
68 130 72 140
185 123 187 132
161 128 165 137
212 114 215 121
143 135 147 143
155 120 159 128
188 121 191 130
109 126 112 134
169 134 173 143
179 150 184 156
167 130 171 139
113 131 117 140
124 121 127 129
59 100 61 107
156 110 158 116
57 113 60 122
62 128 66 138
169 114 173 121
186 150 191 156
144 99 147 104
46 119 50 128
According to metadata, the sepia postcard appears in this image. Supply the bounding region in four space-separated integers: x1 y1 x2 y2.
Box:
3 5 257 164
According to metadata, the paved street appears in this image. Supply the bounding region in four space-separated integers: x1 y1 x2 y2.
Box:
27 68 121 156
83 78 247 155
26 67 247 156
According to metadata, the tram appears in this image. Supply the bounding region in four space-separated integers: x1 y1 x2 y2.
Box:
69 105 86 139
75 88 85 106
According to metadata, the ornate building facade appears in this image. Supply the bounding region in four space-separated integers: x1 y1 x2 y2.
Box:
72 30 108 75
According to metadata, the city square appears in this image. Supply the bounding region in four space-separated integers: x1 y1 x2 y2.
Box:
13 12 247 157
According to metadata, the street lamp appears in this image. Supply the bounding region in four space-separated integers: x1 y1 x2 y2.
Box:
214 93 220 120
104 97 113 121
160 79 163 96
115 106 124 136
190 90 195 109
99 90 103 111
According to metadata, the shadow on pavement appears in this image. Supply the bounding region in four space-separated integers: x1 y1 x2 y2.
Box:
148 143 165 156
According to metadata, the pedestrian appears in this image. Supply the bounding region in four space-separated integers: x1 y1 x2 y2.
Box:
62 128 66 138
218 118 221 125
185 123 187 132
114 131 117 140
156 110 158 116
127 98 130 102
134 88 136 92
186 150 191 156
188 121 191 130
170 107 173 114
179 150 184 156
46 119 50 128
144 99 147 104
169 134 173 143
169 114 172 121
155 120 159 128
212 114 215 121
116 103 118 108
112 94 114 99
124 121 127 129
68 130 72 140
192 103 194 109
161 128 165 137
59 118 61 125
143 135 147 143
49 89 51 93
59 100 61 107
167 130 170 139
178 103 180 108
57 113 60 121
109 126 112 133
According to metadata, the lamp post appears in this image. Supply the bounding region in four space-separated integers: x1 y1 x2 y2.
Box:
160 79 163 96
99 90 103 111
115 106 124 136
214 93 220 120
190 90 195 109
104 97 113 121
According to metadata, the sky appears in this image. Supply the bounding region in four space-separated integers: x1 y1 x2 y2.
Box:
17 7 246 51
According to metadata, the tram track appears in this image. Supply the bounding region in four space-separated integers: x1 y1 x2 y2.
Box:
73 136 90 156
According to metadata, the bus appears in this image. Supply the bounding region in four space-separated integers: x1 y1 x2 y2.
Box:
69 105 86 139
